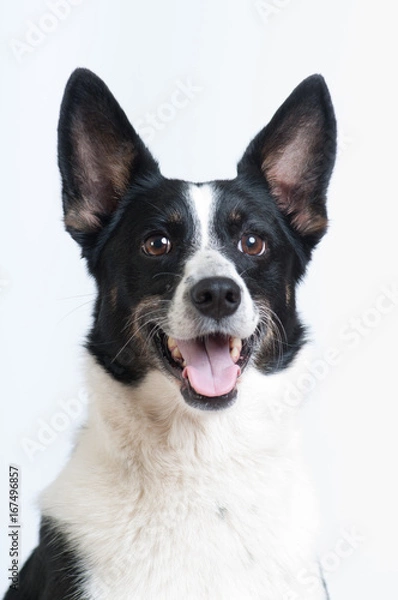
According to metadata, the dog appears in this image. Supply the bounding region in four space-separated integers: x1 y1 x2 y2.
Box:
5 69 336 599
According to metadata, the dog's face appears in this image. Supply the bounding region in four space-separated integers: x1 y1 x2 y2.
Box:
58 69 336 411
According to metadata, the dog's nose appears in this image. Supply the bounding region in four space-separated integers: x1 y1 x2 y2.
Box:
190 277 241 320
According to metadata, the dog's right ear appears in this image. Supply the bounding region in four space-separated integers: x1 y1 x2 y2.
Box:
58 68 158 252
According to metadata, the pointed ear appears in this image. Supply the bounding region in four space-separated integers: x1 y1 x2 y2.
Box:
58 68 159 249
238 75 336 244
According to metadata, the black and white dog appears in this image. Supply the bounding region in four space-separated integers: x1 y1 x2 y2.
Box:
6 69 336 599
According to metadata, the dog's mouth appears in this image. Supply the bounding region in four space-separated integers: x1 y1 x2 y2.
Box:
155 330 253 410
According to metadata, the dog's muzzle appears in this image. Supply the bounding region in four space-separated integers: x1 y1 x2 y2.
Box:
153 275 257 411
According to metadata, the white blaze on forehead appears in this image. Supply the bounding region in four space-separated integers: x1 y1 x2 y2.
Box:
167 182 258 341
188 183 216 248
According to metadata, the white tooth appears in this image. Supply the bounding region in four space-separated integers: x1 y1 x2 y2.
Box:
171 346 183 361
168 337 177 351
182 360 187 367
230 347 240 363
230 337 242 352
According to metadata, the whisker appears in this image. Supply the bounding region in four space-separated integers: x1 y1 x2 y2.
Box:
121 304 171 333
151 272 183 280
57 300 94 324
255 304 289 369
113 303 171 362
57 293 96 301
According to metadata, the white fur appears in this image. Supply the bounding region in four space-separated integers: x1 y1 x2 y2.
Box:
167 183 258 340
189 182 215 248
167 247 258 340
40 349 326 600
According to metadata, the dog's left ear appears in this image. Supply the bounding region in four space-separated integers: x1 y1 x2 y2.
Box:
238 75 336 246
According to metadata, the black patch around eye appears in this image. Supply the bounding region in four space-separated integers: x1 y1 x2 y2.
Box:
212 178 309 274
84 177 199 385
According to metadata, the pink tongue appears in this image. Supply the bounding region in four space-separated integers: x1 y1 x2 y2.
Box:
176 335 240 398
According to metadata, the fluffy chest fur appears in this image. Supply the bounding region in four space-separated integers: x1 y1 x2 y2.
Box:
40 355 325 600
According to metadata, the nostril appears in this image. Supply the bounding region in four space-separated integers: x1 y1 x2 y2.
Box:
226 289 239 305
190 277 241 320
199 291 212 305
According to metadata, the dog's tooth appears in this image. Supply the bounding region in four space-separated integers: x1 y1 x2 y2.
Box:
168 337 184 363
229 337 242 363
230 337 242 352
168 337 177 351
230 346 240 363
171 346 183 362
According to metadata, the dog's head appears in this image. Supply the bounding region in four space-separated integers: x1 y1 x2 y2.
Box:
58 69 336 411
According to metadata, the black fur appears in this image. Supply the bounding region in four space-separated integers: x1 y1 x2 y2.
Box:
3 518 83 600
85 176 197 383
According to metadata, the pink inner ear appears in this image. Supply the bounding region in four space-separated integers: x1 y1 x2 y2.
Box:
263 127 313 192
263 132 308 218
261 124 327 236
65 118 136 233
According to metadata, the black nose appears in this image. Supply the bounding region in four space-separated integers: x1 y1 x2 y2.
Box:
190 277 241 320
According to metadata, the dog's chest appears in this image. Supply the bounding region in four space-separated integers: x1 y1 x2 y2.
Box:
46 449 319 600
86 480 279 599
40 363 325 599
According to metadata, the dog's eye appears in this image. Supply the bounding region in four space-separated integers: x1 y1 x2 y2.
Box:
238 234 267 256
142 235 172 257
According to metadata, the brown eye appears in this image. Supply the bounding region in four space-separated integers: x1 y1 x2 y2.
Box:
142 235 172 257
238 234 267 256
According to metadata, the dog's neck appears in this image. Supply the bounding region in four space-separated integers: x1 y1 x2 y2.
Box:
80 350 307 478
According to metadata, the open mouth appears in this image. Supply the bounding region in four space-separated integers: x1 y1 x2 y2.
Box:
155 330 253 410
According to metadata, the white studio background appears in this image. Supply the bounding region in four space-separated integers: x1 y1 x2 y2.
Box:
1 0 397 598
